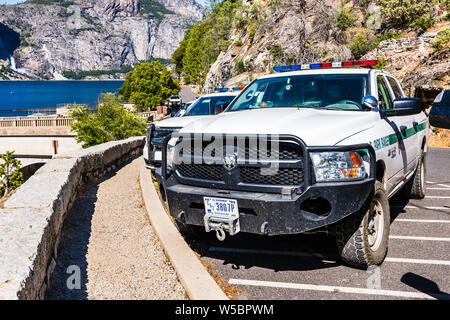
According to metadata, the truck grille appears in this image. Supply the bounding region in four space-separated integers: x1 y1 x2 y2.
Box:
177 164 224 181
175 139 304 187
240 167 304 185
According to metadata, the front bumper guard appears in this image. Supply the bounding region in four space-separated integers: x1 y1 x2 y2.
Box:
157 133 376 236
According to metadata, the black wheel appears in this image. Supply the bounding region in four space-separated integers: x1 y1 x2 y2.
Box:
335 181 390 268
403 152 426 199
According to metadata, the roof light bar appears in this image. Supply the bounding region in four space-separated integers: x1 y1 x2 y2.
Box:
215 88 229 92
273 60 378 72
232 87 244 91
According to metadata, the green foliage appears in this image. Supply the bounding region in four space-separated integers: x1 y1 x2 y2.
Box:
431 27 450 51
0 151 23 197
118 61 180 111
174 0 263 85
413 15 435 33
62 65 133 80
0 65 14 80
172 29 191 77
336 6 356 31
374 30 401 47
70 94 147 148
235 58 247 74
379 0 431 28
140 0 175 23
348 29 376 59
26 0 74 5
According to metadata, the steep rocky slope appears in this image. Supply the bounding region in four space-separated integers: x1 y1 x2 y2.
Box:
0 0 204 79
200 0 449 98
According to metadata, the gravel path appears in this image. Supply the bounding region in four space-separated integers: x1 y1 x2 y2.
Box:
47 157 186 300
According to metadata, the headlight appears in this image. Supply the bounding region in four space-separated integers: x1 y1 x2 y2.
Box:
311 151 368 182
166 137 178 169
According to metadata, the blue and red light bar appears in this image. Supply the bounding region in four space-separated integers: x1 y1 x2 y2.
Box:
273 60 378 72
215 87 244 92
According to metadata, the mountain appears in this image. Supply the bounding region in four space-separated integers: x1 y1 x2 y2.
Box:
176 0 449 101
0 0 204 80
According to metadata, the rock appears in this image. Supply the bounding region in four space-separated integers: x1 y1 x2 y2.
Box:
0 0 204 79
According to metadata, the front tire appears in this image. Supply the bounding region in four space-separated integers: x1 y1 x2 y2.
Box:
335 181 390 268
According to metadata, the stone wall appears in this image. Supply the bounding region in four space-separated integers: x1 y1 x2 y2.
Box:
0 136 145 300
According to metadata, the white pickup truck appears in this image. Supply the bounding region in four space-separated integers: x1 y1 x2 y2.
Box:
157 60 428 268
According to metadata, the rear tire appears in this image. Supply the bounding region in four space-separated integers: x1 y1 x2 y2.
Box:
335 181 390 268
403 152 426 199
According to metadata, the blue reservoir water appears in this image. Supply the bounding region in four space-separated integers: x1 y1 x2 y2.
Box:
0 81 124 116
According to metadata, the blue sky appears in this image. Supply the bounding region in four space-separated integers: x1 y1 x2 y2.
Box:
1 0 209 5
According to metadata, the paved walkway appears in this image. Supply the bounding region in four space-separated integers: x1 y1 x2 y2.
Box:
47 157 186 300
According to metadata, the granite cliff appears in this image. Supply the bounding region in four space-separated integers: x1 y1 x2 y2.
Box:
0 0 204 79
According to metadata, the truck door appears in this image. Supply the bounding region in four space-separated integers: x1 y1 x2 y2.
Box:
376 75 408 192
384 75 420 175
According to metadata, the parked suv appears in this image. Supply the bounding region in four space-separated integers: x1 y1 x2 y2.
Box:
144 90 240 170
157 60 428 268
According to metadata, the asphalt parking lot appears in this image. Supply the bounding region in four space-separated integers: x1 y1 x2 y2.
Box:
187 147 450 300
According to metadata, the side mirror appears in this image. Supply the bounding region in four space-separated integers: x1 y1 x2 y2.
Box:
214 102 228 114
429 90 450 129
362 96 379 110
382 98 422 117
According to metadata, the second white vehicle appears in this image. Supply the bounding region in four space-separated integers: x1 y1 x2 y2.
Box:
144 90 241 170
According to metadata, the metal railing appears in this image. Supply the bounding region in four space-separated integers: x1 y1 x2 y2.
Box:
0 116 75 128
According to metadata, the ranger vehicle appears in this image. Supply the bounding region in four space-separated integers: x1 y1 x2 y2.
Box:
157 60 428 268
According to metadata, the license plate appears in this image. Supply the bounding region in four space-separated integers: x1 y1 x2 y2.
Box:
203 197 239 219
153 150 162 161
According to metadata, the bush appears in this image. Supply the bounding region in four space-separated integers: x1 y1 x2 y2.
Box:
348 29 376 59
0 151 23 197
431 27 450 51
413 15 435 33
235 58 247 74
70 94 147 148
379 0 431 27
336 6 356 31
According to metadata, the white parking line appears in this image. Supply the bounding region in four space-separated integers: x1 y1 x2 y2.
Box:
390 235 450 242
395 218 450 223
228 279 450 300
209 247 450 266
426 196 450 199
391 205 450 210
428 188 450 190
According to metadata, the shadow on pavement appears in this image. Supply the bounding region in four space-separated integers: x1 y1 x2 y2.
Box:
401 272 450 300
188 230 343 273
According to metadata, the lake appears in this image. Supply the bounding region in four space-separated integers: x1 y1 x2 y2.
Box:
0 81 124 116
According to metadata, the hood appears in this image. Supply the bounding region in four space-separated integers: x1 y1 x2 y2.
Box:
179 108 377 146
155 115 215 129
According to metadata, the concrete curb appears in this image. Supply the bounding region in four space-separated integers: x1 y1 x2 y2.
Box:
139 164 228 300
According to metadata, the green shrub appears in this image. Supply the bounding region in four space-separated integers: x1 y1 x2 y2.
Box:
431 27 450 51
235 58 247 73
336 6 356 31
70 94 147 148
235 39 243 47
0 151 23 197
413 15 435 33
348 31 375 59
379 0 431 27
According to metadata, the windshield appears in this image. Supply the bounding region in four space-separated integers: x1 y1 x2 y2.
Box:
184 95 236 116
227 74 369 112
